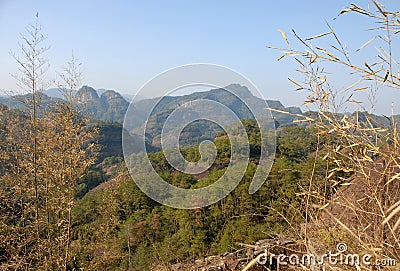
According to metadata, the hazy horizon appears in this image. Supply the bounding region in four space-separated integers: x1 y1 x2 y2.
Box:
1 1 400 115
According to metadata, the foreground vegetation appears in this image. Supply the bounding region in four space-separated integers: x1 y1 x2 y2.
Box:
267 0 400 268
70 123 328 270
1 1 400 270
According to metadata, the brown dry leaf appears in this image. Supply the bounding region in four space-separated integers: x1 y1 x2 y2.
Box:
353 86 369 91
373 1 387 17
277 29 289 45
356 36 376 52
305 31 332 41
315 47 339 61
288 77 302 88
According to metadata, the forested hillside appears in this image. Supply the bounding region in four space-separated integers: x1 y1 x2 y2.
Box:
2 1 400 270
1 96 331 269
70 121 330 270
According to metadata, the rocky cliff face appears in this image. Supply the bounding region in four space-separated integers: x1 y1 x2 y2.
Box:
76 86 99 104
75 86 129 123
100 90 129 116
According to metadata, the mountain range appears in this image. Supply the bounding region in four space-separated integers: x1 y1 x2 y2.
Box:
124 84 302 148
0 84 302 126
0 84 303 150
2 84 397 151
44 87 146 103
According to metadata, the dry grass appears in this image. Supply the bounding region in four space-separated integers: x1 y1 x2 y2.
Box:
267 1 400 270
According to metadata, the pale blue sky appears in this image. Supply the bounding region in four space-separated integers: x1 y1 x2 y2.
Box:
0 1 399 114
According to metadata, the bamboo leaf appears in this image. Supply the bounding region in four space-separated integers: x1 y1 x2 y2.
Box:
277 29 289 45
353 86 368 91
339 8 352 15
373 1 387 17
316 47 340 60
383 203 400 227
383 70 389 82
305 31 332 41
288 77 302 88
364 61 374 72
356 36 376 52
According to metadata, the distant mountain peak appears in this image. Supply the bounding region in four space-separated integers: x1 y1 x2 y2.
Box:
76 86 99 102
100 90 129 113
100 89 123 99
207 84 253 100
